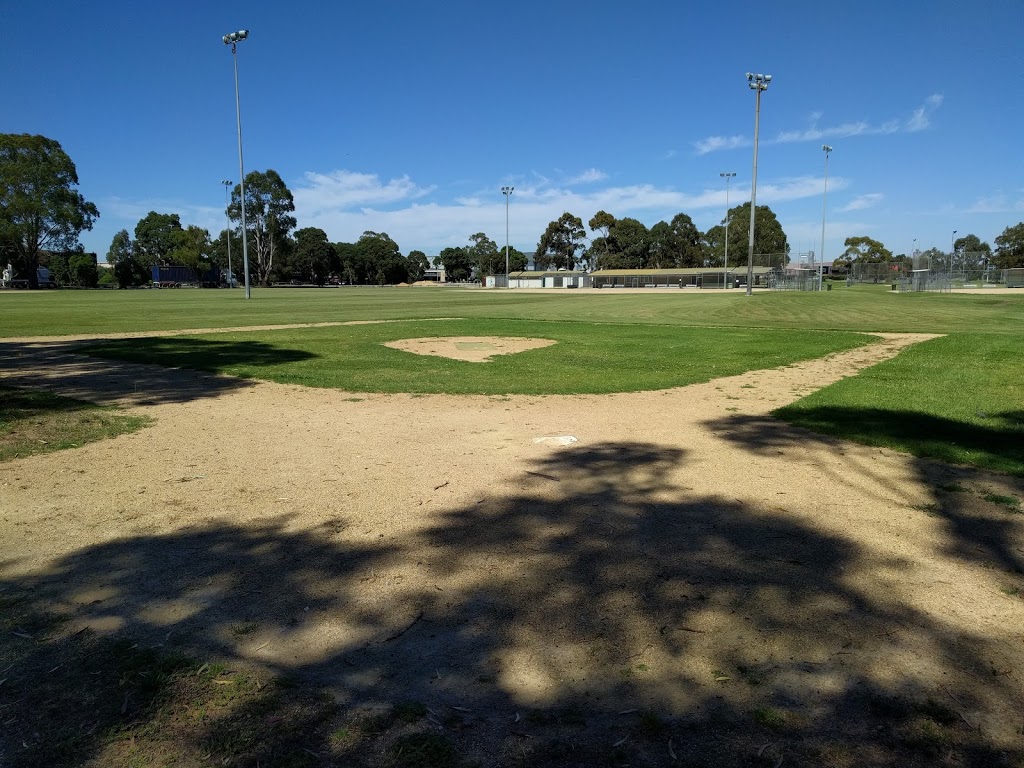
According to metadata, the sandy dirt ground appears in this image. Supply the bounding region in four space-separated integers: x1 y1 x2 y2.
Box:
384 336 557 363
2 328 1023 761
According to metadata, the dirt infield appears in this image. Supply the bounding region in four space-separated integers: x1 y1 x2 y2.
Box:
2 328 1023 763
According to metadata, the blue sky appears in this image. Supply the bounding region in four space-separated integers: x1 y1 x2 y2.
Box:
3 0 1022 263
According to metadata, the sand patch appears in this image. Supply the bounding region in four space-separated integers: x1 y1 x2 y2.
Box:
383 335 556 362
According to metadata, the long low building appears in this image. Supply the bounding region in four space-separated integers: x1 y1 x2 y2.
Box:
590 267 773 289
487 267 775 289
490 271 591 288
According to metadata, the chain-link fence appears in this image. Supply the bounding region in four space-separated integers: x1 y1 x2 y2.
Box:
773 268 820 291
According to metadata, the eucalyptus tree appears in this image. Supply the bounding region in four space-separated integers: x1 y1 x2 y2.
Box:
228 169 296 286
0 134 98 288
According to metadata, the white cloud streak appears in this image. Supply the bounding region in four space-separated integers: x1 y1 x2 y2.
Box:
694 94 945 154
293 170 433 213
694 135 750 155
563 168 609 184
839 193 885 212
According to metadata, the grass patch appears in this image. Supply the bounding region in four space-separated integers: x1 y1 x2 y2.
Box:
753 706 788 730
775 334 1024 476
83 319 868 396
983 492 1021 512
0 385 151 462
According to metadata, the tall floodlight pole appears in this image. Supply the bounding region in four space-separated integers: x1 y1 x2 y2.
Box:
745 72 771 296
221 180 233 288
819 145 832 292
720 172 736 288
950 229 958 281
223 29 251 299
501 186 514 288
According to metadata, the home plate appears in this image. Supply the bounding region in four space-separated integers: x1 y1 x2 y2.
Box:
532 435 578 446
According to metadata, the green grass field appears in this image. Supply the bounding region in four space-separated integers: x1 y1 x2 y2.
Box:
3 284 1023 474
84 319 868 395
2 283 1023 336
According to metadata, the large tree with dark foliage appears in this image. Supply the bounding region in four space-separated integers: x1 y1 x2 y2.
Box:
536 212 586 270
704 202 788 267
994 223 1024 269
228 170 296 286
0 134 99 288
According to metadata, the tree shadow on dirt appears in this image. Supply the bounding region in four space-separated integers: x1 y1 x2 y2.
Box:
2 442 1022 766
0 339 317 407
710 412 1024 576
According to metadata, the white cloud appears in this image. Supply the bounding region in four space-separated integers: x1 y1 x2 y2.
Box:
694 135 750 155
961 194 1024 214
695 94 945 153
839 193 885 212
292 170 433 213
294 172 847 253
906 93 944 132
662 149 678 160
564 168 609 185
775 120 889 144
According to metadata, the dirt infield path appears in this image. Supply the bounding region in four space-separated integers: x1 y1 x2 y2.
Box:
2 329 1024 758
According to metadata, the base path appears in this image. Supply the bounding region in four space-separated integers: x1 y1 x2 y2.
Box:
2 330 1023 749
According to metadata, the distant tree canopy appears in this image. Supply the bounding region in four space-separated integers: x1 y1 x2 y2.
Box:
841 236 893 264
357 231 406 285
134 211 183 266
106 229 149 288
993 222 1024 269
0 133 99 288
439 245 474 282
292 227 335 285
467 232 501 279
228 170 296 286
704 202 788 268
536 212 586 270
406 250 430 282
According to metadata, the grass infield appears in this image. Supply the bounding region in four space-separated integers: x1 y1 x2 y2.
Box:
83 319 870 395
776 333 1024 476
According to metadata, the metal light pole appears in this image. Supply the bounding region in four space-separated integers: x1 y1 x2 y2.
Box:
720 172 736 288
819 145 832 292
745 72 771 296
223 29 251 299
221 180 233 288
950 229 958 282
501 186 514 288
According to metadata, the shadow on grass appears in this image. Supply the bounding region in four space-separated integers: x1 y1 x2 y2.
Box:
2 442 1022 766
0 385 151 462
773 405 1024 477
0 338 317 407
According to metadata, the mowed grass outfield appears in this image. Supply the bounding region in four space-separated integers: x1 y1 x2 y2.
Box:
3 284 1023 474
